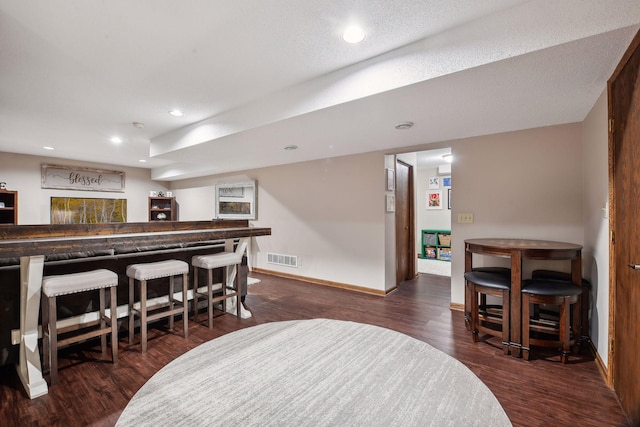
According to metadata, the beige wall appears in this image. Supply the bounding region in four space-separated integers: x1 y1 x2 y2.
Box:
173 123 585 301
1 116 607 364
582 89 610 366
0 152 167 224
171 151 391 292
447 123 584 305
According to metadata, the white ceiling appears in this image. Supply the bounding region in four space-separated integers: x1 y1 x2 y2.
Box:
1 1 639 181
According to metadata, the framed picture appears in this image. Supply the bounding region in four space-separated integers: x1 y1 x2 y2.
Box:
42 164 125 192
386 168 395 191
386 194 395 212
442 176 451 187
215 181 257 219
427 190 442 210
448 188 452 210
50 197 127 224
428 176 440 189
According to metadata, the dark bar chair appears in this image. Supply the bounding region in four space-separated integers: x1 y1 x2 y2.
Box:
464 270 512 354
531 269 591 341
521 279 581 363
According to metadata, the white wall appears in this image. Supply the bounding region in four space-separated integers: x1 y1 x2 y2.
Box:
416 166 452 233
171 151 391 292
415 165 452 276
582 89 610 366
0 152 167 224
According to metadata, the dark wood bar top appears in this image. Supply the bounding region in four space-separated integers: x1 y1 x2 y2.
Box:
0 220 271 259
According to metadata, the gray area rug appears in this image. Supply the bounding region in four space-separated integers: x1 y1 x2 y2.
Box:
116 319 511 426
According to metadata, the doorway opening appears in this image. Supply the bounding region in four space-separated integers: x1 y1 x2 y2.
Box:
398 148 452 278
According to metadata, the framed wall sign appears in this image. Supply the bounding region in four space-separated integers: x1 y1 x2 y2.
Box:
215 181 256 219
386 194 395 212
42 164 125 192
386 168 395 191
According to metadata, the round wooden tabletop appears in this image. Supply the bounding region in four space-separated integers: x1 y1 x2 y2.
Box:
465 238 582 251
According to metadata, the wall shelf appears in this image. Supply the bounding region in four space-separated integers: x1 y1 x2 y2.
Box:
420 229 451 261
0 190 18 225
148 196 177 221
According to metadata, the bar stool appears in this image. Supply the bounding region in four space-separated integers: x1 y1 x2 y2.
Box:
41 269 119 385
465 267 511 330
464 270 512 354
191 238 248 328
521 279 582 363
532 269 591 340
127 260 189 353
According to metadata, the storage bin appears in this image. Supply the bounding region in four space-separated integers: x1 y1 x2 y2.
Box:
424 246 437 259
424 233 438 246
438 233 451 246
438 247 452 261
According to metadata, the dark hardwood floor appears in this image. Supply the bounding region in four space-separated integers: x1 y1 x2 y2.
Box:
0 272 630 426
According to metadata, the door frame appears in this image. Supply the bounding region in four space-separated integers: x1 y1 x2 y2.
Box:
607 28 640 388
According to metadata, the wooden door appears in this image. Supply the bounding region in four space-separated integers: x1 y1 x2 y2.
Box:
395 160 415 283
610 29 640 425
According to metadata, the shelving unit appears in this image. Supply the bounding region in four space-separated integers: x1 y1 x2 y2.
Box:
148 196 177 221
0 190 18 225
420 229 451 261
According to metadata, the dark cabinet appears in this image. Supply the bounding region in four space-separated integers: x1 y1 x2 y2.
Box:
0 190 17 225
148 196 177 221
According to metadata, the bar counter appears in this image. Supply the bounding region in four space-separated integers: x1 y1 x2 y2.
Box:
0 220 271 398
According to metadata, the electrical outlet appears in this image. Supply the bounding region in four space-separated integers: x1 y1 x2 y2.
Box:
457 213 474 224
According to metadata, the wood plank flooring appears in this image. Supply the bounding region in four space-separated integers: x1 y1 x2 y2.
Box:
0 273 630 426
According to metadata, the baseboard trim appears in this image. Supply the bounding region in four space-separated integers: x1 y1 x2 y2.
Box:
252 267 390 296
449 302 464 312
588 339 610 385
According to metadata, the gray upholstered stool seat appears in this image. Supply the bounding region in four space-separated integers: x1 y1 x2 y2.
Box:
521 279 582 363
127 259 189 353
41 269 119 385
464 271 511 354
191 238 248 328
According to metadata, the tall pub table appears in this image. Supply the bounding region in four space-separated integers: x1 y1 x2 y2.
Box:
464 238 583 358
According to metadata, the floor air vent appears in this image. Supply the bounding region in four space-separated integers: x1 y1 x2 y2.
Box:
267 252 298 268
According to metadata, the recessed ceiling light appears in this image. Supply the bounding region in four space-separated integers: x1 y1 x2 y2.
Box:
395 121 414 130
169 109 184 117
110 136 123 144
43 146 54 150
284 145 298 151
132 122 145 129
343 26 366 44
138 159 147 163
